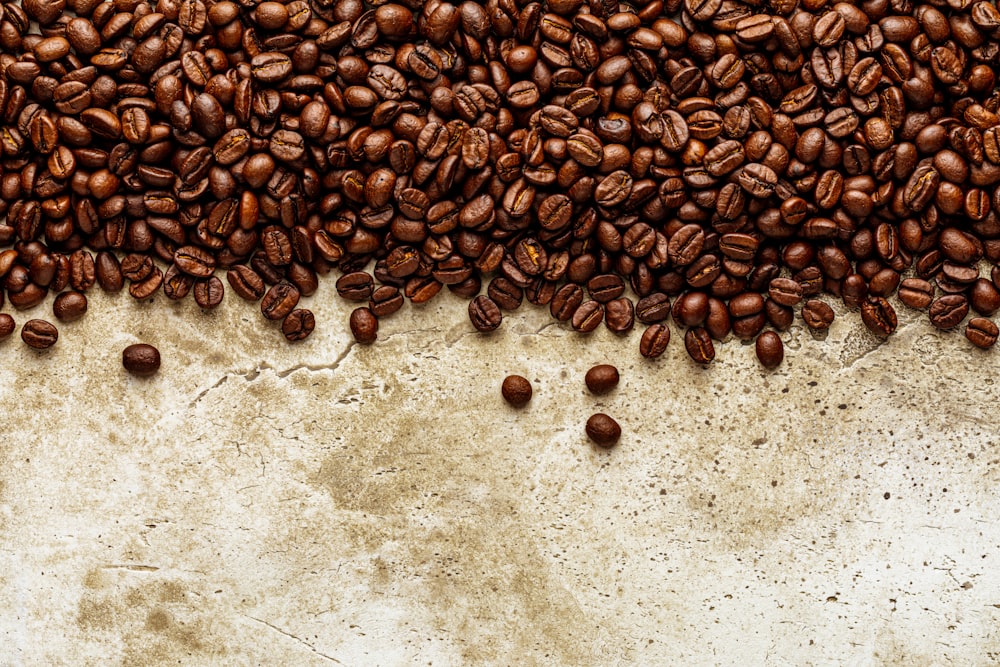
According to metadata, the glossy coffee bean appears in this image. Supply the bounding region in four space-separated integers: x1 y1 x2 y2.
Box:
22 319 58 349
585 364 619 394
586 413 621 448
122 343 161 376
501 375 532 407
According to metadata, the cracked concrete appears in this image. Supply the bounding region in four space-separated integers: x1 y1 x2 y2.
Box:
1 284 999 665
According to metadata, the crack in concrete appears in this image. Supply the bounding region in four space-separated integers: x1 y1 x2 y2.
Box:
242 614 343 664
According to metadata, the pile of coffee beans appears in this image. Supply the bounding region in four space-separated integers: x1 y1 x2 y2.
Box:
2 0 1000 365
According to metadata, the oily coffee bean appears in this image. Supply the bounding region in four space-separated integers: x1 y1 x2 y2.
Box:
801 300 835 331
282 309 315 342
193 276 225 309
0 315 15 339
755 332 784 369
861 297 898 337
501 375 532 407
52 291 87 322
469 295 502 332
929 295 970 330
21 319 58 349
639 323 670 358
349 307 379 344
585 413 621 448
585 364 619 395
260 281 300 320
122 343 161 376
683 325 716 365
966 318 999 349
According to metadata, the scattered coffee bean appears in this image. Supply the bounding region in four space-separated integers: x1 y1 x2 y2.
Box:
349 307 378 345
501 375 532 407
52 291 88 322
585 365 619 395
282 309 315 342
0 315 15 338
585 413 621 448
966 318 999 349
21 319 58 349
122 343 161 376
755 332 784 369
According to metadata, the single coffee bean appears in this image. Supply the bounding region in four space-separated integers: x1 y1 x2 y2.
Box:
501 375 532 407
801 300 835 331
282 309 315 342
586 413 621 448
122 343 161 376
469 295 502 332
755 331 784 369
861 297 898 337
639 323 670 358
966 318 999 349
898 278 934 310
684 327 715 364
585 364 619 394
350 307 379 344
53 291 87 322
571 300 604 333
928 295 969 330
193 276 225 309
0 314 15 338
260 281 300 321
21 319 58 349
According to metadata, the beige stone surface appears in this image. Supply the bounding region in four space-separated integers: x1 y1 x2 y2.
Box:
1 285 999 665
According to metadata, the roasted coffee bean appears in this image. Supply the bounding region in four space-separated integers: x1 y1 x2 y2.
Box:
571 300 604 333
639 323 670 358
350 306 379 344
684 327 715 364
929 295 970 330
802 300 835 331
282 309 315 342
193 276 225 309
122 343 161 376
966 318 999 349
861 297 898 337
469 295 502 332
21 319 58 349
53 291 87 322
585 413 621 448
0 314 15 339
585 364 619 394
501 375 532 407
260 281 300 320
755 331 784 369
898 278 934 310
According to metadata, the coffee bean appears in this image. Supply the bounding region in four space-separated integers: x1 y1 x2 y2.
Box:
282 309 315 342
585 364 619 394
684 327 715 364
122 343 161 376
0 315 15 339
21 319 58 349
469 295 502 332
966 318 999 349
501 375 532 407
349 307 379 344
755 331 784 369
585 413 621 448
861 297 898 337
929 295 970 330
53 291 87 322
802 300 835 331
571 300 604 333
639 323 670 358
260 281 300 320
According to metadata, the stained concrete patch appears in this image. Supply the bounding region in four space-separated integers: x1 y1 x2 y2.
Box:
1 287 999 665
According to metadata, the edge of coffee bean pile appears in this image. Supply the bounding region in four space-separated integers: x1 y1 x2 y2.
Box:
2 0 1000 364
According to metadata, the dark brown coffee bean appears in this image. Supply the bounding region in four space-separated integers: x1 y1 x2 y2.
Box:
193 276 225 309
585 364 619 394
53 291 87 322
966 318 999 349
122 343 160 376
501 375 532 406
21 319 58 349
802 300 835 331
861 297 897 337
585 413 621 448
755 331 784 369
684 327 715 364
639 323 670 358
342 305 377 345
929 295 970 330
227 265 266 302
571 300 604 333
174 245 216 278
261 281 300 320
550 283 583 321
282 309 315 342
469 295 502 332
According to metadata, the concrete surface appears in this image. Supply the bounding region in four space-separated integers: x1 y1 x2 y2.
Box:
0 283 998 666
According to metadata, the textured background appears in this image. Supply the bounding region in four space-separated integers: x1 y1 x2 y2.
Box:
1 285 998 665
